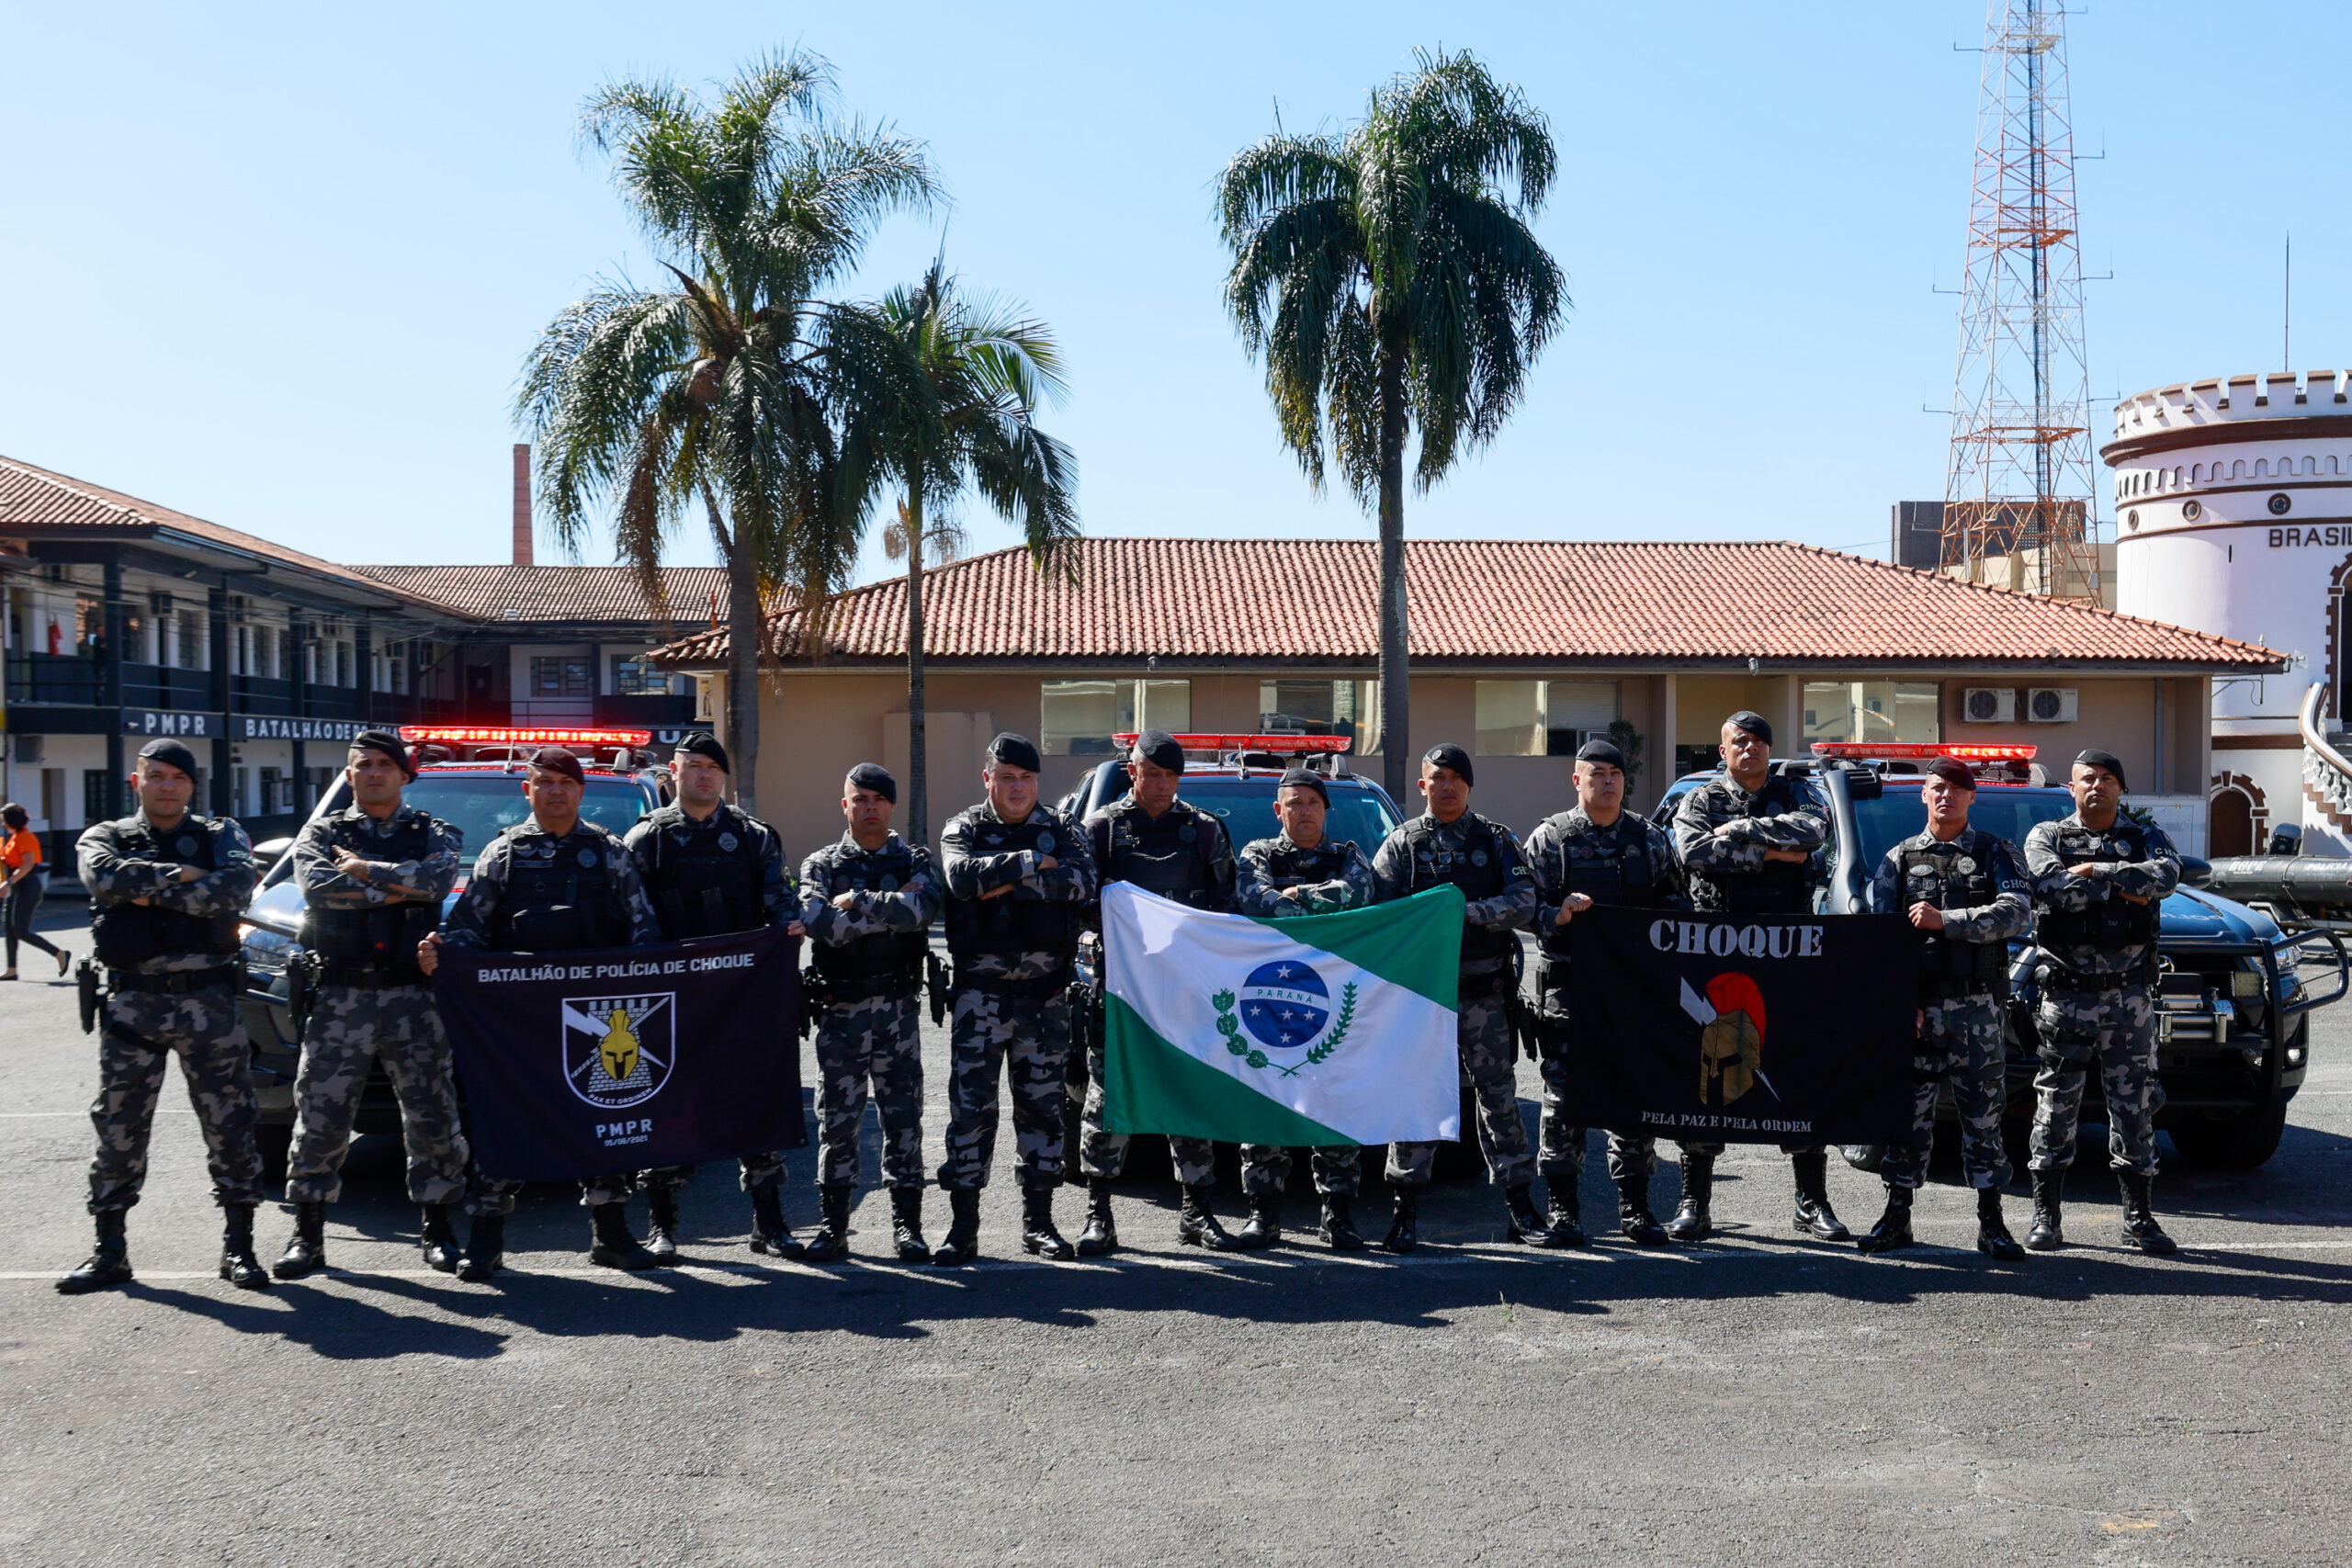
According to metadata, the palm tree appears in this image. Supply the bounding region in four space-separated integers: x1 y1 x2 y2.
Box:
519 49 938 812
850 259 1080 844
1217 49 1565 800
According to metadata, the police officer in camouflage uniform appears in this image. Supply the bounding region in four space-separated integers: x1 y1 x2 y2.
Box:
1860 755 2033 1258
797 762 941 1264
933 733 1098 1265
1370 743 1546 1253
1230 766 1378 1250
1076 729 1238 1256
1668 710 1848 1243
1523 738 1685 1250
59 739 269 1294
2020 748 2182 1255
421 746 664 1280
622 731 803 1264
272 730 467 1280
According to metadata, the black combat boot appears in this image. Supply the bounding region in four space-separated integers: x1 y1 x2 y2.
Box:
457 1212 505 1281
587 1202 662 1270
2024 1170 2064 1252
1021 1187 1074 1259
1235 1193 1282 1250
1176 1185 1239 1251
1854 1184 1915 1255
1319 1194 1365 1250
220 1205 271 1291
1790 1151 1851 1241
419 1204 461 1272
1975 1186 2025 1260
56 1210 131 1295
1537 1174 1587 1249
802 1184 854 1263
889 1186 929 1262
1617 1175 1668 1247
1382 1190 1419 1254
644 1185 683 1265
2117 1171 2178 1255
272 1200 328 1280
747 1185 803 1259
1666 1153 1713 1242
1075 1177 1118 1257
1506 1182 1552 1247
933 1188 982 1267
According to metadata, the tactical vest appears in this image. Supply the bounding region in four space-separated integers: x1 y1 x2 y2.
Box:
2035 823 2164 956
486 827 630 953
1092 800 1221 908
943 809 1082 964
299 811 441 980
640 806 766 940
1699 776 1815 917
811 839 931 995
1896 836 2009 993
1539 815 1659 966
1260 837 1356 890
1402 814 1518 966
91 816 243 968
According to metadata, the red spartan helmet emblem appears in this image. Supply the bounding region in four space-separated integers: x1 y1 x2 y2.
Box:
1701 972 1766 1106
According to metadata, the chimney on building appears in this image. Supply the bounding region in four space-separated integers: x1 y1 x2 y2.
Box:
511 443 534 568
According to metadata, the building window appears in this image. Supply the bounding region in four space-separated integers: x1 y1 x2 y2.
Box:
84 769 118 825
531 656 594 698
611 655 674 696
1474 680 1619 756
259 767 283 814
1257 679 1382 755
1804 681 1941 746
1040 678 1192 756
178 613 204 671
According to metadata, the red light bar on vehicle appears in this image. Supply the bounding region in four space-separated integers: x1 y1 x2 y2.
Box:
400 726 655 748
1112 732 1352 754
1810 742 2037 761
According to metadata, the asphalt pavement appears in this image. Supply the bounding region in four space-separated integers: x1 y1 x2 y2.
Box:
3 905 2349 1566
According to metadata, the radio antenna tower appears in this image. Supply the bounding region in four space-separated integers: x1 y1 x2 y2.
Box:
1941 0 2101 604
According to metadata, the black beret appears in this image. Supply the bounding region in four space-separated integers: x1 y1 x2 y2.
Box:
1421 742 1474 788
987 732 1042 773
845 761 897 804
676 731 730 773
2073 748 2128 790
1924 756 1977 791
1575 739 1627 771
350 728 414 779
1131 728 1185 773
527 746 585 784
1275 766 1329 803
1724 710 1773 744
135 738 200 780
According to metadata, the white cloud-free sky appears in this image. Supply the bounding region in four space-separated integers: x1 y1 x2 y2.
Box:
3 3 2340 582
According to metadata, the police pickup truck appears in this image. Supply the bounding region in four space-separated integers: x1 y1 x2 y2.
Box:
1654 743 2346 1169
236 741 663 1178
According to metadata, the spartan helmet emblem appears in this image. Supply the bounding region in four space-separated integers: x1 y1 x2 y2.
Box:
600 1007 640 1085
1680 973 1778 1107
561 993 676 1110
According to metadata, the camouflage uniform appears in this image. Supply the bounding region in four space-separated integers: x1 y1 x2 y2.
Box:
937 800 1097 1190
76 812 264 1213
798 833 941 1190
1522 807 1685 1185
1866 828 2033 1190
284 804 468 1204
623 802 797 1198
442 818 662 1213
1232 831 1378 1196
1371 813 1539 1187
2023 814 2181 1176
1079 795 1235 1188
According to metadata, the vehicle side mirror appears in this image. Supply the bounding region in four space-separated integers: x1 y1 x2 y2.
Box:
251 837 295 867
2177 855 2211 889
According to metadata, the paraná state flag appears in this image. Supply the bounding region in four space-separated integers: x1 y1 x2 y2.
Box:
1099 882 1463 1146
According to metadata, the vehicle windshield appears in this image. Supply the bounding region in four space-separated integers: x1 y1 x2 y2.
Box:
266 771 654 885
1172 778 1401 855
1852 786 2075 872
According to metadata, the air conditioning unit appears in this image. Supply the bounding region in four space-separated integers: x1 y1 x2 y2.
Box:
2025 687 2078 724
1961 687 2016 724
10 735 41 764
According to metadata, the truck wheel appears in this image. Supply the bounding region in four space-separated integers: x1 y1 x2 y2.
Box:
2167 1105 2288 1170
256 1122 293 1187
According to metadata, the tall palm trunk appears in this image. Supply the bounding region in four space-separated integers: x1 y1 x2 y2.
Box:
1376 333 1410 804
707 489 763 816
903 479 930 848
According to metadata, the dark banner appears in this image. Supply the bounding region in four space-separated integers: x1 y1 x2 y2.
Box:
1559 908 1917 1145
436 926 805 1180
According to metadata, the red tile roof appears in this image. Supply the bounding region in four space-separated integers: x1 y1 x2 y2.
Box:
653 536 2281 671
347 564 731 626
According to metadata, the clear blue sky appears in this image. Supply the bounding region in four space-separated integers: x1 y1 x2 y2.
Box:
3 3 2341 583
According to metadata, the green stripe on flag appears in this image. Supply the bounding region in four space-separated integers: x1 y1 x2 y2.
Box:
1244 883 1463 1011
1101 994 1357 1146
